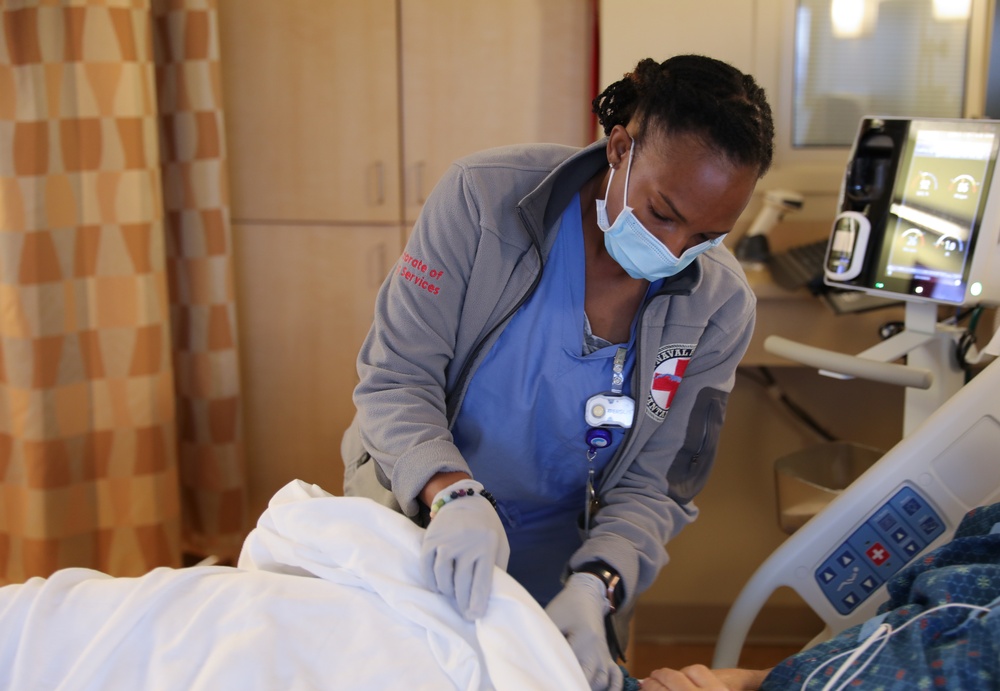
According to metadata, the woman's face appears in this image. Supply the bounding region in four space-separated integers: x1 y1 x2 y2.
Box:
602 124 758 258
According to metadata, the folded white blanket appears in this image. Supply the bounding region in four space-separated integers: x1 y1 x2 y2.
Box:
0 480 588 690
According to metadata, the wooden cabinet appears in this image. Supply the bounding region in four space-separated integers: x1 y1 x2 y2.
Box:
399 0 594 222
220 0 404 512
218 0 593 512
218 0 401 223
233 223 396 518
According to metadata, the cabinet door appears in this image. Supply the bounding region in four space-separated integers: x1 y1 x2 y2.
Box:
400 0 595 223
219 0 401 223
234 223 401 517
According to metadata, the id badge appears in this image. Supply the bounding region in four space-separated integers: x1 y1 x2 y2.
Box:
584 393 635 428
584 346 634 428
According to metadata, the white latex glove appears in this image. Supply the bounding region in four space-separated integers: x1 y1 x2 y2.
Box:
420 480 510 620
545 572 624 691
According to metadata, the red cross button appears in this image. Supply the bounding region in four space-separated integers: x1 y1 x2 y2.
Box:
866 542 890 566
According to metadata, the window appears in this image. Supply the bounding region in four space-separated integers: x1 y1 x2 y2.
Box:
793 0 972 147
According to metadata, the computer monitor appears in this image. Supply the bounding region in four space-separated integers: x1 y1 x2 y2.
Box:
824 117 1000 307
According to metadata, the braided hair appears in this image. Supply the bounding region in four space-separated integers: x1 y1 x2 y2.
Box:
593 55 775 178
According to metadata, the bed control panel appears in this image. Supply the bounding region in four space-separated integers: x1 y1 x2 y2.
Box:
814 485 946 615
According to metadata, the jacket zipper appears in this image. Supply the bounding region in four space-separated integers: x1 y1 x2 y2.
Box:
691 410 710 467
447 206 544 427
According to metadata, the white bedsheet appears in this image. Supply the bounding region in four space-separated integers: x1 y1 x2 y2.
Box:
0 480 589 690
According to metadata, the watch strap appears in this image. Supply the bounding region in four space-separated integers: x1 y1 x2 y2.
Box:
575 562 622 613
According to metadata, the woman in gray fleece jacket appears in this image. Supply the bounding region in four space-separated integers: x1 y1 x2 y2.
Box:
342 54 775 690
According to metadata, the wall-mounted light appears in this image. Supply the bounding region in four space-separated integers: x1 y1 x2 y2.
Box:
830 0 876 38
932 0 971 21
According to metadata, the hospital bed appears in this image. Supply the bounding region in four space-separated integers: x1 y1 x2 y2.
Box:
714 116 1000 668
0 481 589 690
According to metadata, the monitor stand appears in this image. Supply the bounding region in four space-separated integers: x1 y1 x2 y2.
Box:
764 300 966 436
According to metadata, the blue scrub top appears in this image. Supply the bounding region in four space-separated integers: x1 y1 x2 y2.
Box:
450 193 644 605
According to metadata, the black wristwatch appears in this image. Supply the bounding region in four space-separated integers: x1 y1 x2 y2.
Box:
576 562 623 613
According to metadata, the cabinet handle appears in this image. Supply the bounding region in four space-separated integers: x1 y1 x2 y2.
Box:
373 161 385 206
415 160 426 204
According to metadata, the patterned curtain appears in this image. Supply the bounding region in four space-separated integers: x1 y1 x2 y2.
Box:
0 0 246 585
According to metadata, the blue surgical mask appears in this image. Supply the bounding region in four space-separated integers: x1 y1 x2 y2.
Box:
596 138 724 281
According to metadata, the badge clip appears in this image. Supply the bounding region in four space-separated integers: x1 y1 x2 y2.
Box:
584 346 634 428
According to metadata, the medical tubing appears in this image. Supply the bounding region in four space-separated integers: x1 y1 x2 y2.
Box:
763 335 933 389
956 305 984 378
799 602 994 691
815 623 891 691
825 636 891 691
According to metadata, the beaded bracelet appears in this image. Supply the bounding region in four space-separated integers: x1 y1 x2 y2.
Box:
428 485 498 519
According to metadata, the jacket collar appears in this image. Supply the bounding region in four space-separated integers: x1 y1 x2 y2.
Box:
517 138 706 295
516 139 610 255
653 260 702 295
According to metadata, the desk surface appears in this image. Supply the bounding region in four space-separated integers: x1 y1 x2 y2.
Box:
743 265 907 367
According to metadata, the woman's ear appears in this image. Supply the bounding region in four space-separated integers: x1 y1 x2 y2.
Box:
606 124 632 169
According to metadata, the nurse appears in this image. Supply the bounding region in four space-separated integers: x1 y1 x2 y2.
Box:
341 54 774 691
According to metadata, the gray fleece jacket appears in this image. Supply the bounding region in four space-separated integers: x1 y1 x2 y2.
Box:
341 138 756 617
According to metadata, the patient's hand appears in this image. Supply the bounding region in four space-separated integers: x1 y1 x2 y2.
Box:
641 665 771 690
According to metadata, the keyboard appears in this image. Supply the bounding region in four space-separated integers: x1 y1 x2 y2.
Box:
766 239 828 291
766 238 902 313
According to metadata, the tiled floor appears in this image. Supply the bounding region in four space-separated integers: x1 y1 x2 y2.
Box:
625 640 802 681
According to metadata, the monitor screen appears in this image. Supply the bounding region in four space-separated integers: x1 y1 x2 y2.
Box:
868 120 1000 303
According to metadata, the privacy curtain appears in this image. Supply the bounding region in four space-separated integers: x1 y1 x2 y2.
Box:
0 0 247 585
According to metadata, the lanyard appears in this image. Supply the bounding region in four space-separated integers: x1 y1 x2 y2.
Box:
583 346 628 536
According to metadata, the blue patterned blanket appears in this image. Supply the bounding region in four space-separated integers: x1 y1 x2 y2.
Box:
763 502 1000 690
